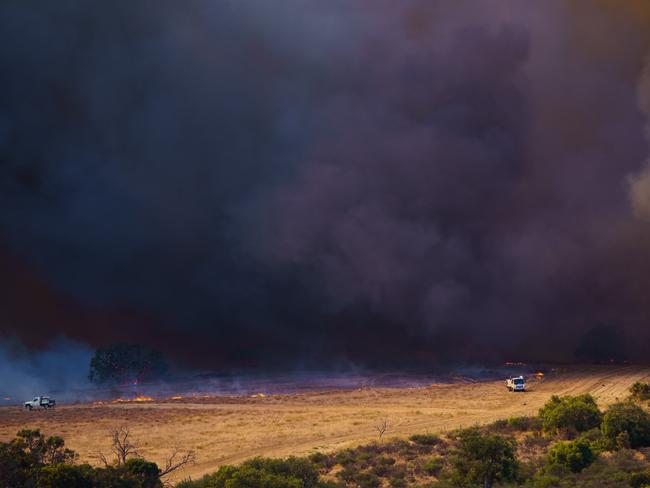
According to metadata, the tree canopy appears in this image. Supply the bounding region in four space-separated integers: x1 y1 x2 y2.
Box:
89 343 168 385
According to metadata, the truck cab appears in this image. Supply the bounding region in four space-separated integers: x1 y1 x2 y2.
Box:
24 396 56 410
506 376 526 392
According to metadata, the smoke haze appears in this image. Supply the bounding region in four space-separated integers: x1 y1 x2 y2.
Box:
1 1 650 369
0 338 92 401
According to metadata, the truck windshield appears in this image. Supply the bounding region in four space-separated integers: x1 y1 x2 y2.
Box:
514 379 524 385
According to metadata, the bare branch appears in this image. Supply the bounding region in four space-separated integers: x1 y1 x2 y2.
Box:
159 447 197 478
374 419 388 440
97 451 110 468
108 426 140 466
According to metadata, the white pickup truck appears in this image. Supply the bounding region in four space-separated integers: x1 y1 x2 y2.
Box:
24 396 56 410
506 376 526 392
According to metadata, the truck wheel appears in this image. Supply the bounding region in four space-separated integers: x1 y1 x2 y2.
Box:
28 405 32 411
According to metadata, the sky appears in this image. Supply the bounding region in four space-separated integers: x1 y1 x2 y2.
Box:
1 0 650 371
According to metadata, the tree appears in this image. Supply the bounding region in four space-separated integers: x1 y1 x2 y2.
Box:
546 439 596 473
15 429 76 466
575 325 626 363
601 402 650 448
450 429 518 488
88 343 168 385
374 419 388 441
539 394 602 436
99 425 195 485
125 458 163 488
0 429 168 488
100 427 140 467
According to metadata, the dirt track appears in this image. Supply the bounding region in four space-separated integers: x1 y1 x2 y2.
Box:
1 365 648 483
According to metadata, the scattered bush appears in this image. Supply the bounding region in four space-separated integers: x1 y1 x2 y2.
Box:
547 438 596 473
194 458 319 488
449 429 518 488
354 472 380 488
630 382 650 402
422 457 444 476
492 416 542 433
389 476 406 488
409 434 439 446
602 402 650 449
539 394 602 436
629 470 650 488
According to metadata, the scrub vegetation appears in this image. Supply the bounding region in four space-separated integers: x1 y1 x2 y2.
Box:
178 385 650 488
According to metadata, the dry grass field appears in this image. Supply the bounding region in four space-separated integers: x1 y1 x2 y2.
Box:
1 365 648 484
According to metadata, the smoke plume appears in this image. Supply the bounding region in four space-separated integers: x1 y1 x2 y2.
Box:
1 1 650 369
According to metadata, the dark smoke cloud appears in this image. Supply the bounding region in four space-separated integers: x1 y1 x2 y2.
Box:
0 1 649 369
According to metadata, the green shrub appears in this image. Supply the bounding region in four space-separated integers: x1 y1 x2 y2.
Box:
629 470 650 488
389 477 406 488
602 402 650 449
630 382 650 401
0 430 161 488
125 458 162 488
547 439 596 473
336 466 357 483
490 419 509 431
576 428 607 453
539 394 602 435
422 457 444 476
509 416 541 431
409 434 440 446
36 464 94 488
354 472 380 488
450 429 518 488
197 457 319 488
334 450 356 466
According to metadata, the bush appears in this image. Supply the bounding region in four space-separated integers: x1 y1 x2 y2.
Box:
409 434 440 446
36 464 94 488
630 382 650 401
509 416 541 431
576 428 607 453
198 458 320 488
547 439 596 473
629 470 650 488
539 394 602 435
602 402 650 449
389 477 406 488
422 457 444 476
354 472 380 488
450 429 518 488
336 466 357 483
124 458 162 488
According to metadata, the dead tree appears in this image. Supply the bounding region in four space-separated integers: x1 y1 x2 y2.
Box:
374 419 388 440
98 425 196 485
98 426 140 467
159 447 197 481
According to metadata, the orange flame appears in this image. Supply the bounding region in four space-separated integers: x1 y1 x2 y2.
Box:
111 396 154 403
132 396 154 402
